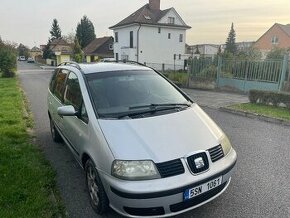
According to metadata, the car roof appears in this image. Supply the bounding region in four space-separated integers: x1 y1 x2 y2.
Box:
74 62 152 74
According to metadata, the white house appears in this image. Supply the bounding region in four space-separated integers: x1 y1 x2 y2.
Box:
109 0 191 70
186 44 220 58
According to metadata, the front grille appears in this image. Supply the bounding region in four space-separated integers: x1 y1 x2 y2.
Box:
124 206 165 216
156 159 185 178
187 152 209 174
208 145 224 162
170 182 227 212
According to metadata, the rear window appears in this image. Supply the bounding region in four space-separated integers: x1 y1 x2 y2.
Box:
53 69 69 101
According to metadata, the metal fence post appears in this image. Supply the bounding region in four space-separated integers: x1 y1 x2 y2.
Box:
243 60 249 92
187 59 192 88
279 55 288 91
216 56 222 88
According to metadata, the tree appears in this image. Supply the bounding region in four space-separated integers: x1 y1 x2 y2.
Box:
50 19 62 40
76 15 96 48
237 47 262 60
266 48 287 60
194 45 200 54
17 43 30 58
72 38 83 63
225 23 237 55
63 32 76 44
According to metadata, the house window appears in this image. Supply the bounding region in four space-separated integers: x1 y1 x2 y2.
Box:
115 32 118 43
271 36 278 44
109 44 113 50
179 34 183 42
179 54 181 60
130 31 133 48
116 53 119 61
168 17 175 24
158 27 161 33
168 33 171 39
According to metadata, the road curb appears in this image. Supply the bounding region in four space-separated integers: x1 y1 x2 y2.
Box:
219 107 290 126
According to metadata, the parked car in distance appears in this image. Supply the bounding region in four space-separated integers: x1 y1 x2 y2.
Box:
27 57 35 63
18 56 26 61
47 61 237 217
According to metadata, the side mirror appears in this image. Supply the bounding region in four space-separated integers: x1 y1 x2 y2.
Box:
57 105 77 116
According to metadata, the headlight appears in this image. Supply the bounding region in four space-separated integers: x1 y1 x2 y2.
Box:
112 160 160 180
220 135 232 155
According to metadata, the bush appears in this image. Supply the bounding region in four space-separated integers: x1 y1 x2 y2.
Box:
249 90 290 109
0 47 16 78
163 72 188 87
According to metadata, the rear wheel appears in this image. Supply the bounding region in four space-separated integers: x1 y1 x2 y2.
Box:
85 159 109 214
49 118 63 142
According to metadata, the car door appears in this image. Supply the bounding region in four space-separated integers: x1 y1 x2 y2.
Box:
62 71 89 156
48 68 69 133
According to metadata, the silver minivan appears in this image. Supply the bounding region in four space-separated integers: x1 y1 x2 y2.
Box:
48 62 237 217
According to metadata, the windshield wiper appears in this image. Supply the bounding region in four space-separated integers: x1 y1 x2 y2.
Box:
129 103 191 110
100 103 192 119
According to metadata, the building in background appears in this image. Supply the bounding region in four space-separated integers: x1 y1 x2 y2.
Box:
83 36 114 63
29 46 42 60
254 23 290 58
109 0 191 69
186 44 220 58
46 38 73 66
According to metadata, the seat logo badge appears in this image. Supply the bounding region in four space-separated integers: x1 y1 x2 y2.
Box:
194 157 205 169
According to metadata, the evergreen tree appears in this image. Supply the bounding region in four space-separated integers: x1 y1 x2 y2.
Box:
73 38 83 63
42 39 55 59
225 23 237 55
76 15 96 48
50 19 62 40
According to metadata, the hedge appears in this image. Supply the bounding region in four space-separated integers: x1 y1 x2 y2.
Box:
249 90 290 109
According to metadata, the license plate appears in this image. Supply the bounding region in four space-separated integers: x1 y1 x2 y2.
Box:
183 176 223 201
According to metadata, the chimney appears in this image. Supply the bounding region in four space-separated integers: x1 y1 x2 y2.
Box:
149 0 160 10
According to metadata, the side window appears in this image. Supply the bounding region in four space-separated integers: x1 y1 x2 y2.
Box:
63 72 82 110
49 69 59 92
80 103 89 124
54 69 69 101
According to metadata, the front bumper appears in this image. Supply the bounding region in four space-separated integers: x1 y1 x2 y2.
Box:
101 148 237 217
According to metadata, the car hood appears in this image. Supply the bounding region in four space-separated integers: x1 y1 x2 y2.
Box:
98 104 224 162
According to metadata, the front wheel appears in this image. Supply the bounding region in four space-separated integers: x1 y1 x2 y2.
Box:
49 118 63 143
85 159 109 214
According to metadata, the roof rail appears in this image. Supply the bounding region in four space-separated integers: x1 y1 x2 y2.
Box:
58 61 81 70
103 59 147 67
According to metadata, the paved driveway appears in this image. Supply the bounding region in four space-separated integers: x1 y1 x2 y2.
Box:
18 62 290 218
182 88 249 109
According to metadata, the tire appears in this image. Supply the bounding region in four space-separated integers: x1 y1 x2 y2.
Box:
85 159 109 214
49 118 63 143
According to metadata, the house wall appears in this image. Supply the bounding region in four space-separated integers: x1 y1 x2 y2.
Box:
113 26 139 61
158 9 184 26
139 25 186 66
56 54 71 65
29 51 42 60
254 24 290 51
113 24 186 66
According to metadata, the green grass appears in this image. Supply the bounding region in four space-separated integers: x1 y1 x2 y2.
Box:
0 77 64 217
228 103 290 121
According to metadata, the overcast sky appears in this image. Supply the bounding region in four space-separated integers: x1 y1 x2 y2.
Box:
0 0 289 48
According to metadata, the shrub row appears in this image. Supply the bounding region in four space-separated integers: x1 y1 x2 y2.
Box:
249 89 290 109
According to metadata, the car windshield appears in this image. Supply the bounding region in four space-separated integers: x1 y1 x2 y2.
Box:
86 70 191 118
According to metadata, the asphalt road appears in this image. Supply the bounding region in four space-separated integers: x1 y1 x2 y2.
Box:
18 61 290 218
